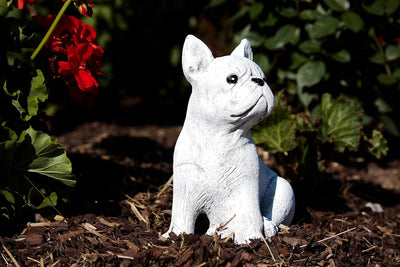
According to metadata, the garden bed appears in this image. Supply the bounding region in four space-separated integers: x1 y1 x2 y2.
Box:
1 121 399 266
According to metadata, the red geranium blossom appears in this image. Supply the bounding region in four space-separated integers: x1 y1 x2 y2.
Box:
36 14 103 105
58 43 103 92
15 0 34 9
36 15 96 54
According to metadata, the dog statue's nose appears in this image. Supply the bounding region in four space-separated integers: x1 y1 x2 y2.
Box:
251 78 265 86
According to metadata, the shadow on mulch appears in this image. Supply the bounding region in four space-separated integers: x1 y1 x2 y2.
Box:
289 171 400 226
64 136 174 218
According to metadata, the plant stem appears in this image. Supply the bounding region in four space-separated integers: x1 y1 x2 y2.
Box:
30 0 72 60
24 174 64 218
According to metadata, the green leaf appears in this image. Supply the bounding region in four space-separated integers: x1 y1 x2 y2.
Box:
307 16 339 39
26 69 48 120
1 126 75 186
342 12 364 32
0 190 15 205
374 98 392 113
37 191 58 209
320 94 363 152
297 87 318 107
369 52 385 64
377 73 397 85
385 44 400 61
0 0 7 17
254 54 271 73
278 7 296 18
265 25 299 50
299 40 322 54
260 12 278 27
380 115 400 136
363 0 400 15
290 52 309 70
25 127 76 186
300 9 317 20
252 92 297 153
207 0 226 8
297 61 326 88
237 25 263 47
228 6 250 22
0 189 15 219
330 49 351 62
3 67 47 122
249 2 263 20
367 130 388 159
323 0 350 11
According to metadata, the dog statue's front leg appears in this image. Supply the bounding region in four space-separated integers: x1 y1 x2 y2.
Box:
163 164 204 237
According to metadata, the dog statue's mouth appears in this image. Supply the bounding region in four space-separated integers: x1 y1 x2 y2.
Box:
230 95 264 118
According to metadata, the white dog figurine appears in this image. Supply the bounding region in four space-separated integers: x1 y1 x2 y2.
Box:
163 35 295 244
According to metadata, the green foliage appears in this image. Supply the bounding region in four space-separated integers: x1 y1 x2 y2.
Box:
318 94 362 152
0 2 76 221
253 93 388 179
221 0 400 138
253 92 297 153
208 0 397 179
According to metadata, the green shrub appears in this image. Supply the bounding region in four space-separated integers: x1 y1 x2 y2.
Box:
0 0 87 222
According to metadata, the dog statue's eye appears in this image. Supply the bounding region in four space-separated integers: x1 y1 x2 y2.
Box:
226 74 238 84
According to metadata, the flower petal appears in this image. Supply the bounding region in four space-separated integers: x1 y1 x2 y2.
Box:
75 69 98 92
58 61 72 75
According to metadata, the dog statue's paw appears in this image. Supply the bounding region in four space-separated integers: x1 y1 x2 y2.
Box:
263 218 278 238
161 229 172 239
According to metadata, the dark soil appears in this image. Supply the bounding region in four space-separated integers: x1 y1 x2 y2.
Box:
1 117 400 266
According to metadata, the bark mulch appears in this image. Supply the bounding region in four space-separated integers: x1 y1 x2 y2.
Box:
1 122 399 266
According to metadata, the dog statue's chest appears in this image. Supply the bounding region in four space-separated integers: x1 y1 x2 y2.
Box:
174 129 261 189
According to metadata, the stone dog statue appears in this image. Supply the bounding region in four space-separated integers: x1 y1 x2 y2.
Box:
163 35 295 244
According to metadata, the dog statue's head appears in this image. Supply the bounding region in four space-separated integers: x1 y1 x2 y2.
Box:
182 35 275 131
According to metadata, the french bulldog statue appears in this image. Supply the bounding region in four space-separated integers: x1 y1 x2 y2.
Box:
163 35 295 244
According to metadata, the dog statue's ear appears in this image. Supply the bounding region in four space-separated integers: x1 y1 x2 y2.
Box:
231 39 253 61
182 35 214 83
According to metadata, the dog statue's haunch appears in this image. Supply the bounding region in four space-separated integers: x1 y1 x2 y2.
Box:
163 35 295 244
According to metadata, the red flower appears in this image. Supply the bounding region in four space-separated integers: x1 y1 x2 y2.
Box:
36 15 96 53
63 0 94 17
58 43 103 92
395 37 400 42
15 0 34 9
37 15 103 105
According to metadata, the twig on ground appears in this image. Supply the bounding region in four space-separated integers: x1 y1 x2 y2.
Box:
49 259 61 267
2 244 20 267
1 252 9 265
216 214 236 232
27 256 40 263
107 251 135 260
300 227 357 248
122 200 147 224
222 232 235 242
157 175 173 198
81 222 108 240
362 245 377 253
261 236 276 262
97 217 121 228
124 194 147 209
58 230 86 241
